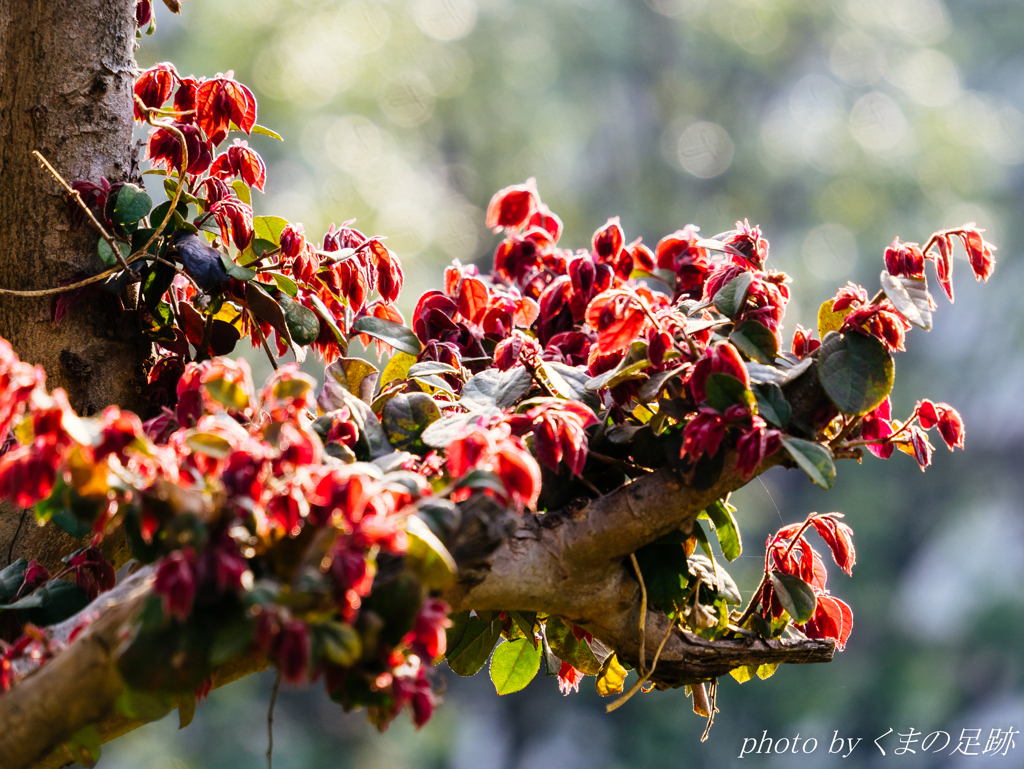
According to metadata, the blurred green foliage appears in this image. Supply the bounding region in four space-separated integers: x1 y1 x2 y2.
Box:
102 0 1024 766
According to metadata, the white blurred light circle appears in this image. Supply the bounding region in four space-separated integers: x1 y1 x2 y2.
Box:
325 116 384 174
898 49 960 107
337 0 391 54
802 223 858 281
414 0 478 42
677 122 735 179
790 75 844 131
375 202 435 257
849 92 908 152
645 0 707 19
830 31 886 85
378 73 436 128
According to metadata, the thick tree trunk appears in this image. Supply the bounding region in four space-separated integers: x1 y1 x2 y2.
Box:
0 0 150 567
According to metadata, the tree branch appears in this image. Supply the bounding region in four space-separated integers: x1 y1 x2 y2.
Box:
0 358 836 767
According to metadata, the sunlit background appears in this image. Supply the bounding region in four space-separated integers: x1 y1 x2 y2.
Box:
97 0 1024 766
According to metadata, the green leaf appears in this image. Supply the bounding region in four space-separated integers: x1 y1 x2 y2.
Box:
112 184 152 225
253 215 290 246
781 437 836 489
209 616 256 666
0 579 89 626
115 687 174 722
351 316 422 357
544 618 601 675
817 331 894 415
421 408 501 449
596 653 629 696
446 612 503 676
63 725 102 768
205 377 250 411
585 358 651 391
230 179 251 206
489 637 542 694
314 621 363 667
454 467 508 497
245 282 290 343
638 364 687 403
729 664 757 684
769 572 817 623
178 696 197 730
142 260 177 309
265 271 298 297
880 270 933 331
149 199 189 236
0 559 29 603
756 662 780 680
218 251 257 281
752 382 791 427
323 357 379 403
460 367 534 410
316 380 393 459
407 361 459 377
308 294 347 348
633 536 690 608
704 373 756 414
509 611 538 646
730 319 778 364
702 499 742 561
382 392 442 451
279 294 320 346
712 271 753 317
185 432 233 459
688 554 741 605
405 514 457 591
252 123 284 140
97 238 130 267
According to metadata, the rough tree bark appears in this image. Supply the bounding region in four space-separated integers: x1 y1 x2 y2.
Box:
0 0 150 569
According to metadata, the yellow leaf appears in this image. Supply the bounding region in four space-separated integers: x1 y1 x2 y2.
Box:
729 664 757 684
596 653 629 696
68 447 109 499
379 352 417 388
817 299 852 338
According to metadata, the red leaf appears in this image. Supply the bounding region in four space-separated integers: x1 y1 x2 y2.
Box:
585 289 650 355
195 75 257 145
486 181 538 231
809 515 856 576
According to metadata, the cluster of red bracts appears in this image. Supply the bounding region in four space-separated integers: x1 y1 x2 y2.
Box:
857 396 964 470
828 227 995 352
447 423 543 510
762 515 855 650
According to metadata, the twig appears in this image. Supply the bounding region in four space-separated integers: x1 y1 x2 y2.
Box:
266 669 281 769
197 310 215 361
589 451 654 475
248 309 280 371
32 151 133 276
2 116 190 298
630 553 648 676
133 97 188 261
605 618 676 713
700 678 719 742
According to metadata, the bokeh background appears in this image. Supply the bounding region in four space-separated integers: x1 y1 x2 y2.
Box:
99 0 1024 766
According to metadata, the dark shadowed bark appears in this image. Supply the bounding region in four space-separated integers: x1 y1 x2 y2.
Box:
0 0 150 569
